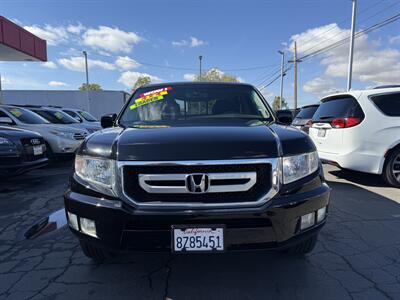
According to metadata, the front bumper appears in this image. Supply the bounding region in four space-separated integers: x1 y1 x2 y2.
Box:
52 137 83 154
64 177 330 252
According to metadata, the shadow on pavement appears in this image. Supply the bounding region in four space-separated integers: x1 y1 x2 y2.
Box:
327 167 388 188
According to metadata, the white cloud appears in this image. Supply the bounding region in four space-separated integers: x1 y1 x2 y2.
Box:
172 36 206 48
183 73 196 81
67 23 85 34
303 77 342 96
115 56 140 70
118 71 161 88
41 61 57 69
82 26 141 53
290 23 400 87
48 81 67 87
23 24 68 45
58 56 115 72
389 35 400 45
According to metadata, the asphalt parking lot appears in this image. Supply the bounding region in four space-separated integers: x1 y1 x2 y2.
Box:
0 162 399 300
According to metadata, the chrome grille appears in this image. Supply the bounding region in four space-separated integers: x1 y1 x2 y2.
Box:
118 159 280 209
73 132 87 140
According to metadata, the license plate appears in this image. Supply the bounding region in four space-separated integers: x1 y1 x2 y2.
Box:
172 225 225 252
33 145 43 155
317 129 326 137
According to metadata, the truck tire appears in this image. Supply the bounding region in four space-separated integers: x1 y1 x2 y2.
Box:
382 148 400 188
79 239 114 262
287 234 318 255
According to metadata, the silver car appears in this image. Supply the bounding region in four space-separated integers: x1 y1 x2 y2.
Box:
0 105 88 157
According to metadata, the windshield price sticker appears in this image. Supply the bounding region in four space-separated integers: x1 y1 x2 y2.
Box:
130 86 173 110
54 112 64 119
10 109 22 117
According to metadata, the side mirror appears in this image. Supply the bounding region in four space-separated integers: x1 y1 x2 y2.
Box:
101 114 117 128
275 112 293 125
0 117 14 125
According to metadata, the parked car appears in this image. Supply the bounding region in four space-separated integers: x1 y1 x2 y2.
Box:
61 107 101 127
0 105 89 158
15 105 101 134
309 87 400 187
64 82 330 261
0 126 48 176
292 104 320 133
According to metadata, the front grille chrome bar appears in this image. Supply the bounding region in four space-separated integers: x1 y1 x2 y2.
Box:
138 172 257 194
117 158 281 210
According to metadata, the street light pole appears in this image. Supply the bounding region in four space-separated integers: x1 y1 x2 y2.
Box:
278 50 285 109
83 51 89 86
347 0 357 91
199 55 203 81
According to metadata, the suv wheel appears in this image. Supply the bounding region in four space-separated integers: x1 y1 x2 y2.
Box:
79 239 114 262
383 148 400 188
286 234 318 255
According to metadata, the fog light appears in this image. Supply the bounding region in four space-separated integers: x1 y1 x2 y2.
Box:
80 217 98 238
301 212 315 230
67 212 79 231
317 206 327 223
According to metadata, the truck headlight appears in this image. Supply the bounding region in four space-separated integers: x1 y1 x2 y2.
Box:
282 151 319 184
74 155 116 196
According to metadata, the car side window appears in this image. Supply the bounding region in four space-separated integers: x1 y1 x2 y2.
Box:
65 110 82 121
370 92 400 117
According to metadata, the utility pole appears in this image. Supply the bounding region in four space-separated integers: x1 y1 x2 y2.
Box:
288 41 302 110
199 55 203 81
347 0 357 91
83 51 89 86
278 50 285 109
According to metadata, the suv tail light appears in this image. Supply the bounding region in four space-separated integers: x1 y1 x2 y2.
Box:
331 117 362 128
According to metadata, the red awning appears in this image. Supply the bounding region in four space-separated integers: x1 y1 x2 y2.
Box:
0 16 47 62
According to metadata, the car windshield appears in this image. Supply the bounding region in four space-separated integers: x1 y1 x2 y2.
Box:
296 106 319 119
120 84 272 126
3 107 49 124
78 111 98 122
33 110 80 124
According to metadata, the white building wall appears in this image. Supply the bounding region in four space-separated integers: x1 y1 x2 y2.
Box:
0 90 129 118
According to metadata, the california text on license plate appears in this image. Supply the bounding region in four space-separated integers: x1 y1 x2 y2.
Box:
172 225 225 252
33 145 43 155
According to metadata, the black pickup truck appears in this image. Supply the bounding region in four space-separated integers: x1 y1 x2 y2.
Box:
64 82 330 261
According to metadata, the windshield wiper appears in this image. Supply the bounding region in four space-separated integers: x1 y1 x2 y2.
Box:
318 115 334 120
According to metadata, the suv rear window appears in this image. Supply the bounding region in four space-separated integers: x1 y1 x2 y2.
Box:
295 106 318 119
312 96 364 122
370 92 400 116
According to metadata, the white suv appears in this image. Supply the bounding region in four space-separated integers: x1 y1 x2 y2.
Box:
0 105 88 158
309 87 400 187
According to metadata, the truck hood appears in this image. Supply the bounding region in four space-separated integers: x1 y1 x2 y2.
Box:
80 120 316 160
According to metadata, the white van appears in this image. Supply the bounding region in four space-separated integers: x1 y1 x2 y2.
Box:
309 87 400 187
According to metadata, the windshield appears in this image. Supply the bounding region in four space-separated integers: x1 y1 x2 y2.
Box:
33 110 80 124
4 107 49 124
296 106 319 119
78 111 98 122
120 84 272 126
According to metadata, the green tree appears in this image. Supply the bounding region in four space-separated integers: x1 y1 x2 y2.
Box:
132 76 152 91
194 68 240 82
79 83 102 91
272 96 288 111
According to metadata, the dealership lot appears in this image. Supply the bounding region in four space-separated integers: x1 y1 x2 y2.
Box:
0 163 399 300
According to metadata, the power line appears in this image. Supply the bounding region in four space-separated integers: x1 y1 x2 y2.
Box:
299 11 400 62
298 0 400 58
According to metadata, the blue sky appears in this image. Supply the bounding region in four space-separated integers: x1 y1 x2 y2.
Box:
1 0 400 107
